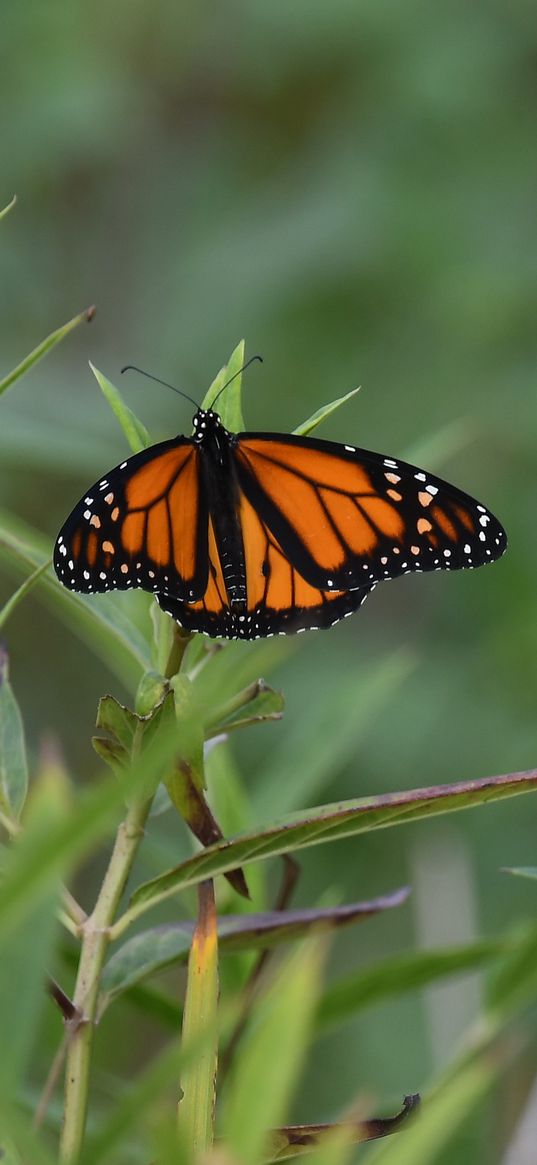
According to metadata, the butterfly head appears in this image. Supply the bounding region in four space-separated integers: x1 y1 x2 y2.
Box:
192 407 225 444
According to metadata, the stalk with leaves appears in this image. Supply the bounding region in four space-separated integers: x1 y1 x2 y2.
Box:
1 227 537 1162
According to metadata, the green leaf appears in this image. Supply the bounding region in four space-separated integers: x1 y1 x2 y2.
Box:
0 645 28 819
293 386 361 437
0 305 96 398
205 678 284 736
487 920 537 1022
253 650 413 819
0 1100 57 1165
89 362 151 452
93 690 176 804
202 340 246 431
99 888 409 1012
0 194 17 221
0 718 182 942
0 559 51 632
0 508 151 677
178 883 219 1157
221 939 325 1165
316 937 510 1032
116 769 537 932
0 756 65 1096
80 1044 185 1165
502 865 537 881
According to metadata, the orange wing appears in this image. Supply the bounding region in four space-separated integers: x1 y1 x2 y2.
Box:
54 438 208 601
55 417 507 642
233 433 507 591
157 490 373 638
158 430 506 640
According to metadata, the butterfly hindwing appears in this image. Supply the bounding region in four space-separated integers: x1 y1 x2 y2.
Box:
54 437 209 601
157 488 375 638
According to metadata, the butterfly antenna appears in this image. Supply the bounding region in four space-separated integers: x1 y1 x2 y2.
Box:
120 365 199 409
211 354 263 408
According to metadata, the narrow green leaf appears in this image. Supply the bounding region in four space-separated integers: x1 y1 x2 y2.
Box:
205 678 284 736
0 559 51 633
502 865 537 881
100 888 409 1011
293 387 361 437
316 938 510 1032
178 883 219 1158
0 305 95 398
487 920 537 1021
0 646 28 819
80 1044 184 1165
222 939 325 1165
0 719 182 941
0 755 65 1095
118 769 537 932
89 362 150 452
0 1100 57 1165
0 194 17 221
0 509 151 675
253 650 413 819
202 340 246 431
82 1000 242 1165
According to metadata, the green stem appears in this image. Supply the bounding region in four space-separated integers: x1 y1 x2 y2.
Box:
178 880 219 1156
59 793 152 1163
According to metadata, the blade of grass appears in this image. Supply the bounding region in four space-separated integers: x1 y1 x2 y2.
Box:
0 306 95 397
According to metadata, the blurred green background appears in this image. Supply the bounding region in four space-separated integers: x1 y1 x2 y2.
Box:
1 1 537 1160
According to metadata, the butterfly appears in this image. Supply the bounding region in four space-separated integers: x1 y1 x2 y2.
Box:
54 402 507 640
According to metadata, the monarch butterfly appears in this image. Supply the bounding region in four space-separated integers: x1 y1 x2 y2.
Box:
54 393 507 640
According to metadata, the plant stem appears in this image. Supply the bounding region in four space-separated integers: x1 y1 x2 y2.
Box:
59 793 152 1163
178 880 219 1156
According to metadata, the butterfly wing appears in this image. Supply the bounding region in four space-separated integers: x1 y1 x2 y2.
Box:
157 490 374 639
232 433 507 593
54 437 208 601
54 418 507 642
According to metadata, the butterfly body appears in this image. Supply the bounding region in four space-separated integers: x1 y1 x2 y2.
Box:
54 405 507 640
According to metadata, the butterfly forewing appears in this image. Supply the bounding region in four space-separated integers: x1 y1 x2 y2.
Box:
54 437 209 601
234 433 507 592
